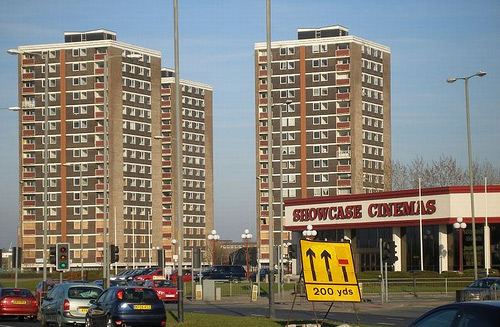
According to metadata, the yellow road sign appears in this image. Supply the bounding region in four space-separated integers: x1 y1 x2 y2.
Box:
300 240 361 302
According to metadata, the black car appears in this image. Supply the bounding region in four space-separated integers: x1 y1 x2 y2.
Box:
85 286 166 327
460 277 500 301
408 301 500 327
202 265 246 281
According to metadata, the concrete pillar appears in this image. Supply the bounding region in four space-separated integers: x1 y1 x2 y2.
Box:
393 227 402 272
438 224 448 273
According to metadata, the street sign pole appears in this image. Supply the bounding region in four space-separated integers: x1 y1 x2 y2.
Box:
379 238 384 303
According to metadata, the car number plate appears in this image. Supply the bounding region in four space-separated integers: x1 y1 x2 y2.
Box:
133 305 151 310
12 300 27 305
79 308 88 313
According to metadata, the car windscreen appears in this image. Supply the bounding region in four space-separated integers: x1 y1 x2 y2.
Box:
1 289 33 297
154 280 173 288
122 288 159 302
68 287 102 299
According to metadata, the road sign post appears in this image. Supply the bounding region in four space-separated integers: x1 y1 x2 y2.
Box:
300 240 361 302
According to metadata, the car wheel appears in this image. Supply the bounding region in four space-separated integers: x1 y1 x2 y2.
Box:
106 316 115 327
18 316 25 321
40 313 49 327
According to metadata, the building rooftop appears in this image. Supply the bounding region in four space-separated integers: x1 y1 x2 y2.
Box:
64 29 117 43
297 25 349 40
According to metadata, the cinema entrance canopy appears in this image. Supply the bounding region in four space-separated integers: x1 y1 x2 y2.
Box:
284 186 500 272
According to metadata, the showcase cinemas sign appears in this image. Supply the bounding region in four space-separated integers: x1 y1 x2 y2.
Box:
292 199 436 222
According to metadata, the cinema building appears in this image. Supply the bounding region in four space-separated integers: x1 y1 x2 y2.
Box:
284 185 500 273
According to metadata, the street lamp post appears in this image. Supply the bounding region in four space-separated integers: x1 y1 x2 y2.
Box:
207 230 220 265
447 71 487 280
241 229 253 281
302 225 317 240
453 217 467 273
8 49 49 289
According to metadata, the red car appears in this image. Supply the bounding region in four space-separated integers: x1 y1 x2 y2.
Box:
134 268 163 282
143 279 178 302
0 288 38 321
169 269 193 283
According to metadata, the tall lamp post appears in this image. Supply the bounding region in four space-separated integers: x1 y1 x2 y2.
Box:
453 217 467 273
447 71 487 280
302 224 317 240
207 230 220 265
241 229 253 280
8 49 49 289
63 162 84 279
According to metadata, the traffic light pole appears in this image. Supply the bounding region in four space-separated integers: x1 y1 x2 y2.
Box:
379 238 384 304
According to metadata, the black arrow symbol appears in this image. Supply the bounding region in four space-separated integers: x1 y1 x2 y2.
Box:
321 250 333 282
306 248 317 281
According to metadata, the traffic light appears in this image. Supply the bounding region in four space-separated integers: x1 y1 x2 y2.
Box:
56 243 70 271
12 247 22 269
382 240 397 265
49 246 56 265
110 244 119 263
288 244 298 259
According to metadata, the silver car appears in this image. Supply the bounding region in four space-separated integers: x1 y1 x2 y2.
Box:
40 283 102 327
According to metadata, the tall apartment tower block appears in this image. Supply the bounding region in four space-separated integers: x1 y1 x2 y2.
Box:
254 26 391 264
11 30 213 270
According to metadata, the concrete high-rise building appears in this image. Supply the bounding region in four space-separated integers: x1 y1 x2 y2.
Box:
10 29 213 271
254 25 391 265
159 68 214 269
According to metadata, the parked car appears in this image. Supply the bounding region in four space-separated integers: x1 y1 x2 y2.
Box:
408 301 500 327
143 279 178 302
110 269 132 281
169 269 193 283
34 279 64 305
92 279 129 288
461 277 500 301
202 265 246 281
249 268 278 282
85 287 166 327
0 288 38 321
135 268 163 282
40 283 103 327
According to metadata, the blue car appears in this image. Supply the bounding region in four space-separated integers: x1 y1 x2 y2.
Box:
85 287 166 327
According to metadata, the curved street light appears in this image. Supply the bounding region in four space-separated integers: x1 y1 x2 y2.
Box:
302 224 317 240
453 217 467 273
207 229 220 265
447 71 487 280
241 229 253 280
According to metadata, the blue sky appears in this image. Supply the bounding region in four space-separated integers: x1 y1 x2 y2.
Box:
0 0 499 249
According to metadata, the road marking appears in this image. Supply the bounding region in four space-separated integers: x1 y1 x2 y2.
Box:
376 323 396 326
0 324 15 327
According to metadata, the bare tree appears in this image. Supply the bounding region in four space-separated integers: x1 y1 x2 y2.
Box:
392 156 500 190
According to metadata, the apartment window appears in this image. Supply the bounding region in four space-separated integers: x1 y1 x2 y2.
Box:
313 117 320 125
321 59 328 67
313 131 320 139
312 44 319 53
320 44 328 52
312 59 319 68
312 74 320 82
280 48 286 56
313 88 320 97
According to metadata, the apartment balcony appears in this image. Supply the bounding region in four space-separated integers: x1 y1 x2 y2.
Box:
336 78 350 86
338 179 351 187
95 140 104 147
95 97 104 104
258 56 267 63
23 158 35 165
260 182 269 189
259 113 268 119
161 100 171 107
95 111 104 118
94 68 104 75
161 137 171 143
23 172 35 179
260 154 268 161
337 165 351 173
260 210 269 217
259 84 268 91
162 172 172 179
259 98 268 105
260 168 268 175
24 229 36 235
260 223 269 230
163 209 172 215
22 115 35 122
95 183 104 190
162 184 172 190
22 58 35 65
162 124 171 130
22 101 35 109
94 53 106 60
96 198 104 205
337 150 351 158
260 197 269 202
23 186 35 193
161 88 171 94
94 82 105 89
335 49 350 57
95 169 104 176
95 126 104 133
337 107 350 114
22 72 35 80
259 140 268 147
162 148 171 155
22 87 35 94
337 136 351 144
23 215 36 221
22 144 35 151
162 112 171 119
95 154 104 162
162 196 172 203
336 121 350 129
259 70 268 76
22 130 35 137
259 126 268 133
163 160 172 167
336 93 350 100
23 200 35 207
336 64 350 71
